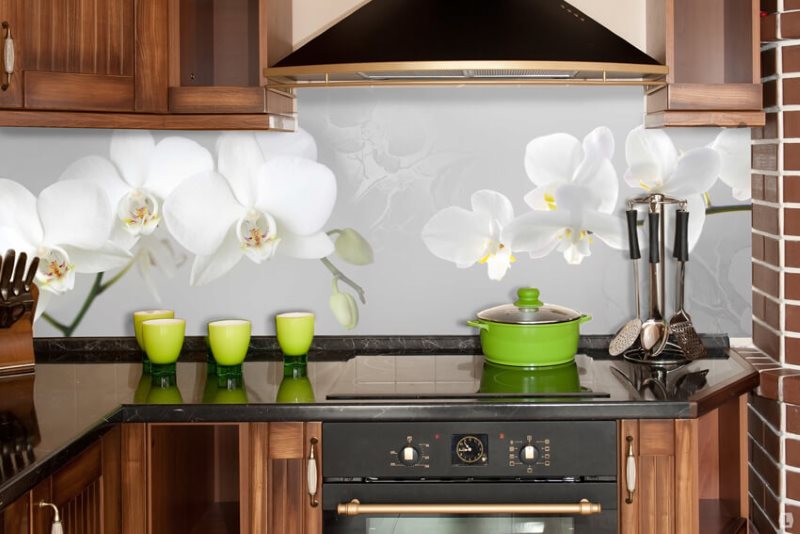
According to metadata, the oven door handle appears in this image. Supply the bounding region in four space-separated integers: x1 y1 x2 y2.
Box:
336 499 602 516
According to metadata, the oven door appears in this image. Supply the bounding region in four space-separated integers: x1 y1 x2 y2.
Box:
323 481 617 534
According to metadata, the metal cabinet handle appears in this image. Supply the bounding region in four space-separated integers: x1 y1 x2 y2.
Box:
308 436 319 507
337 499 602 516
37 501 64 534
625 435 636 504
1 21 13 91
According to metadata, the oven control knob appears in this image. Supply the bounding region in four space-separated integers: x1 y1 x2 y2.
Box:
519 444 539 465
398 445 420 466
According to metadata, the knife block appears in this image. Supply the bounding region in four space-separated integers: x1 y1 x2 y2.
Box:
0 285 37 376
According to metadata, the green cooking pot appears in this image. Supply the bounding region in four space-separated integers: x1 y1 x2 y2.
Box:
467 287 591 367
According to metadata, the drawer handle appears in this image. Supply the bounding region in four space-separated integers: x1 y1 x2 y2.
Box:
308 436 319 507
625 435 636 504
37 501 64 534
337 499 602 516
1 21 13 91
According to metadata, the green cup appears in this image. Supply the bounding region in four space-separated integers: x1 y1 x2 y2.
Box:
208 320 251 366
133 309 174 350
142 318 186 368
275 312 315 356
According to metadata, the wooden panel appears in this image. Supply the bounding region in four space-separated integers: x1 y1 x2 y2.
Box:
135 0 169 112
646 0 671 81
51 441 101 505
717 395 748 519
248 423 269 534
723 0 756 83
647 83 762 112
24 71 134 111
675 419 699 534
60 478 101 534
304 422 322 534
103 425 122 534
269 422 304 459
270 459 304 534
0 110 296 130
645 110 765 128
673 0 725 83
169 86 266 113
22 0 134 76
638 420 675 456
264 0 291 70
0 492 30 534
30 478 52 534
0 0 24 108
619 421 639 534
697 410 719 501
121 424 147 534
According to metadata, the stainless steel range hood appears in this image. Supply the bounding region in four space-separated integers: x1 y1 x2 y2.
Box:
264 0 667 89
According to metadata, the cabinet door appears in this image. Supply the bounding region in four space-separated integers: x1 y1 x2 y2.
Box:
31 426 122 534
0 0 136 112
0 492 30 534
249 422 321 534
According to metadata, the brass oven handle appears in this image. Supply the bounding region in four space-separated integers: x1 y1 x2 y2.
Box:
337 498 602 516
625 435 636 504
307 437 319 507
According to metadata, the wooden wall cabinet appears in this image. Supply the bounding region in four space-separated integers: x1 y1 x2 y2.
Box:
122 422 321 534
0 0 294 130
619 395 749 534
645 0 765 127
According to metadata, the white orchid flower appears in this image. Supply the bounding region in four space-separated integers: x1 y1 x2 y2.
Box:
505 184 624 265
0 179 130 316
58 130 214 250
422 190 518 280
524 126 618 213
710 128 751 201
624 126 721 250
255 127 318 162
163 132 337 286
132 232 186 302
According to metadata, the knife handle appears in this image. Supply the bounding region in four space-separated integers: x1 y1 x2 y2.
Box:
648 212 660 264
625 210 640 260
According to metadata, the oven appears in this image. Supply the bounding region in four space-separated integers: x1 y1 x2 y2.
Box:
322 421 617 534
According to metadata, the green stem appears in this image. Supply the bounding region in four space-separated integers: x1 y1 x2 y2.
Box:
320 257 366 304
705 204 752 215
99 258 135 292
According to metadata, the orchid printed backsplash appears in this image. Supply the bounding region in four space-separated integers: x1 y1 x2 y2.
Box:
0 86 752 337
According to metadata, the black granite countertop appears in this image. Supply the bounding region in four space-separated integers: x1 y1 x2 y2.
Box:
0 340 758 511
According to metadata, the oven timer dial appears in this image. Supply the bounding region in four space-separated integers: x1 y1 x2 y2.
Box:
519 444 539 465
455 435 485 464
398 445 420 466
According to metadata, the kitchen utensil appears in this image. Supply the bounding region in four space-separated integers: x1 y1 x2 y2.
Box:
669 209 706 359
467 287 591 367
609 209 643 356
640 212 667 354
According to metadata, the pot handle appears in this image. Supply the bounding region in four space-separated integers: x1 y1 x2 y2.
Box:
467 320 489 331
578 314 592 324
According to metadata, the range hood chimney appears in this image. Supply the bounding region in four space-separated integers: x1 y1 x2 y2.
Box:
264 0 667 89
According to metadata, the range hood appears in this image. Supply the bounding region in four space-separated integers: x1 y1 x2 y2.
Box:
264 0 667 89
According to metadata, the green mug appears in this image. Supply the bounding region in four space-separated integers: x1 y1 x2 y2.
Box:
142 318 186 365
208 319 251 366
275 312 315 356
133 310 174 351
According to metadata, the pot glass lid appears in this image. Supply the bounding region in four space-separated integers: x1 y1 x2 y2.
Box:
476 288 583 325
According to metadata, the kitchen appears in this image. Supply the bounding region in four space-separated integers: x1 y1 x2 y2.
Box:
0 0 780 533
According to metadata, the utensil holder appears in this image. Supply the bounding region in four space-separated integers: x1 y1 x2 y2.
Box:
0 249 39 375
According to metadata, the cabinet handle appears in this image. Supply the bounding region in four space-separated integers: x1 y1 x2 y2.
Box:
337 499 602 516
308 436 319 507
625 435 636 504
37 501 64 534
1 21 13 91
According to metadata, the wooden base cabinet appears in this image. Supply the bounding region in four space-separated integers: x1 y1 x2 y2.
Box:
122 422 321 534
619 395 749 534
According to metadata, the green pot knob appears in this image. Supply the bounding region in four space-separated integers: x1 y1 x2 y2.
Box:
514 287 543 308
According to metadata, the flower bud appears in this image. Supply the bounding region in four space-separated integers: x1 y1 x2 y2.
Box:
333 228 374 265
329 279 359 329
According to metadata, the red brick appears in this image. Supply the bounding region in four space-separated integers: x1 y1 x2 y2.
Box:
789 403 800 434
751 393 782 430
763 13 778 41
762 48 777 79
766 175 780 202
784 11 800 39
788 272 800 300
754 438 782 490
753 143 779 171
765 80 778 108
766 235 780 265
788 438 800 467
783 373 800 403
787 241 800 268
753 174 765 200
786 111 800 138
753 263 780 297
788 469 800 501
754 323 781 362
787 177 800 203
754 234 765 261
786 337 800 365
786 78 800 105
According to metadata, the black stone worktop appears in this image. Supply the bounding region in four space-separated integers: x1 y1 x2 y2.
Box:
0 337 758 511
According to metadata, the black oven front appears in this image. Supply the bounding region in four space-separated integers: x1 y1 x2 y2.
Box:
322 421 617 534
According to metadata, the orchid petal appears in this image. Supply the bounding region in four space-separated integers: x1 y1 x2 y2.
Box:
0 180 43 246
422 206 491 267
685 194 707 252
110 130 156 187
712 129 751 201
59 156 130 207
255 128 318 161
136 252 162 302
163 171 244 256
145 137 215 199
524 133 582 188
0 226 35 256
255 156 337 236
278 232 335 259
470 190 514 228
138 234 183 278
523 186 558 211
504 211 570 256
583 212 625 249
663 147 720 197
581 126 615 161
217 132 263 207
624 126 678 189
575 158 618 213
33 290 52 322
63 243 132 273
486 246 512 280
38 181 112 249
109 223 139 251
189 229 243 286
